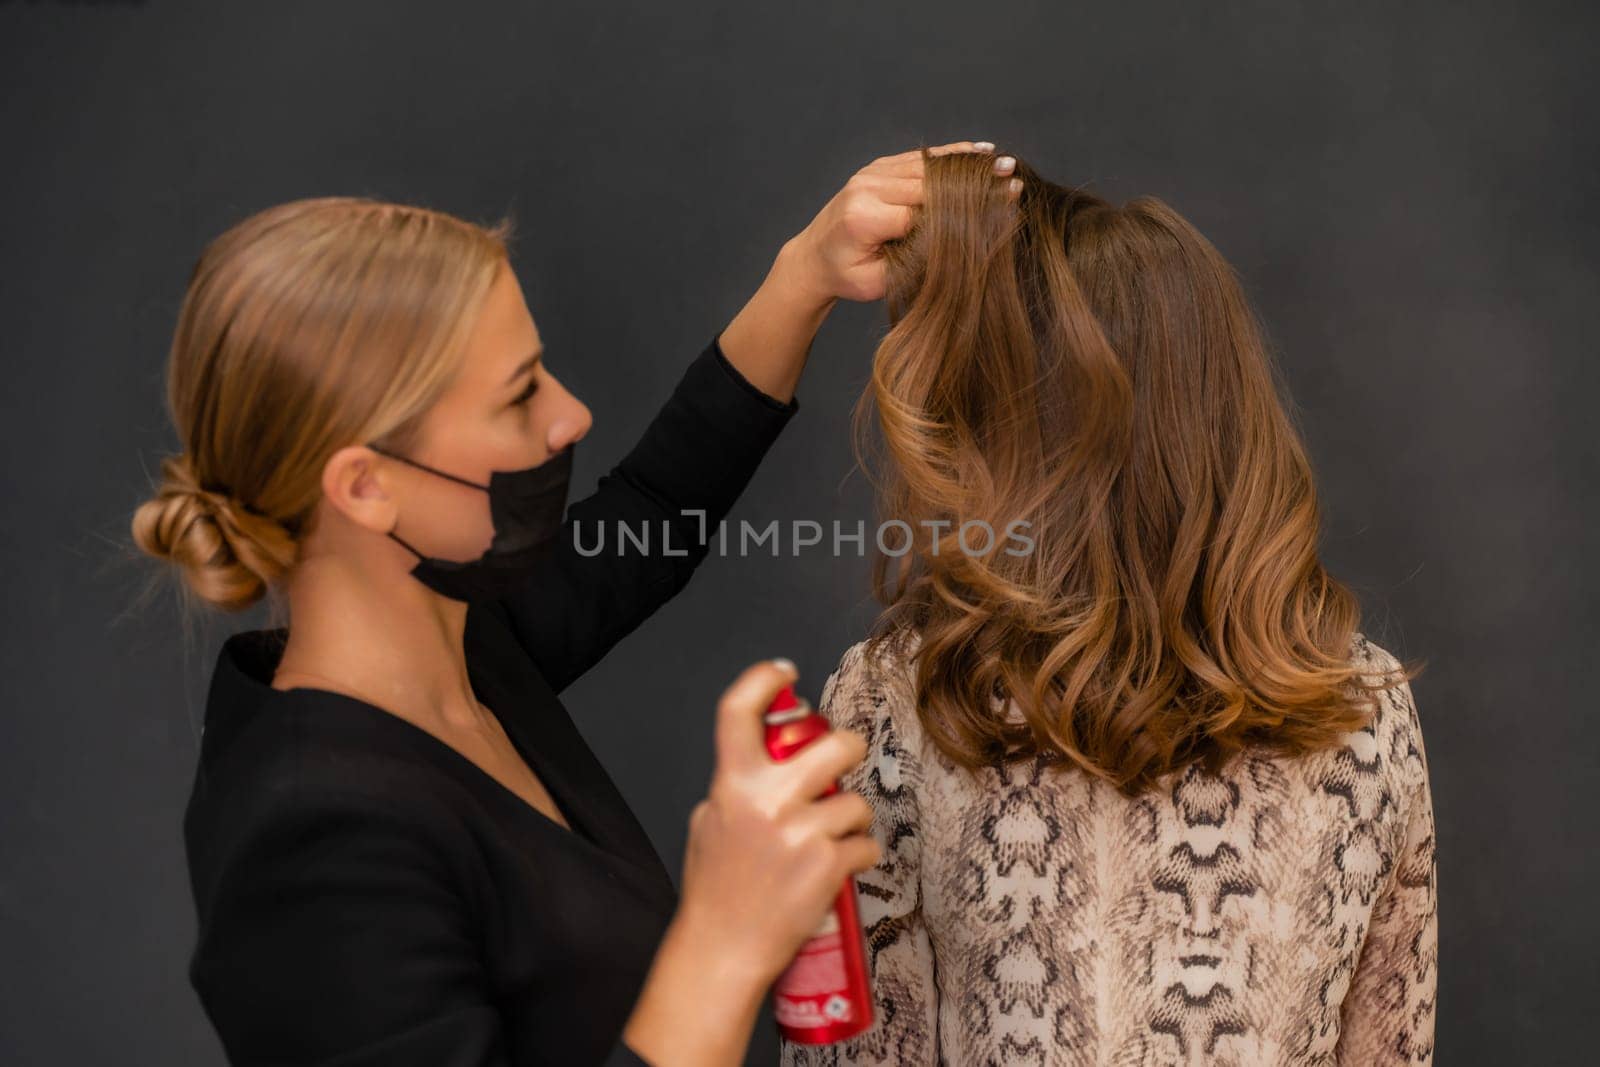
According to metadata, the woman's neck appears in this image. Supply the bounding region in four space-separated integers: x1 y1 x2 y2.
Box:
269 552 489 733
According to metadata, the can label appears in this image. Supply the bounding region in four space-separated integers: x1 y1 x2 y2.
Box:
765 686 873 1042
773 917 854 1028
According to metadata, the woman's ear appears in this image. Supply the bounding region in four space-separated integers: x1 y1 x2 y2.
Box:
319 444 401 537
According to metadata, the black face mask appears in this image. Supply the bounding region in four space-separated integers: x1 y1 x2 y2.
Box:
368 442 575 604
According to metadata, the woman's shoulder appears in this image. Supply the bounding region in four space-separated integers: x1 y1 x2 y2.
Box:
185 696 475 900
198 692 455 803
816 627 1430 783
818 627 921 727
198 631 473 821
1339 630 1433 796
816 627 933 792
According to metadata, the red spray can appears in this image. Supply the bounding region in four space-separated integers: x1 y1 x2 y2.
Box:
764 683 875 1044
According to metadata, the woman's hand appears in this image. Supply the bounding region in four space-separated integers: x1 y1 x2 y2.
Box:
622 658 879 1067
676 658 880 980
783 140 1021 304
718 140 1018 401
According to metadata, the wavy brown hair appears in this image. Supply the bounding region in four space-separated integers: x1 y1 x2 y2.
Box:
858 151 1413 795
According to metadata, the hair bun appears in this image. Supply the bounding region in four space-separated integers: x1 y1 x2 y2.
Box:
130 454 298 612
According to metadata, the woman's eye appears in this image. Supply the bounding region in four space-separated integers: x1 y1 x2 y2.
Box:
511 381 540 407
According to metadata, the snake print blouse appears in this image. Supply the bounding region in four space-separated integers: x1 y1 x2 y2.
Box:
779 631 1438 1066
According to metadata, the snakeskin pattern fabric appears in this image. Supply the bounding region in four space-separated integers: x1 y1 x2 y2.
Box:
779 630 1437 1066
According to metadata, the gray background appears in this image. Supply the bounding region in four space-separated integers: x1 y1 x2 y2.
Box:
2 0 1594 1063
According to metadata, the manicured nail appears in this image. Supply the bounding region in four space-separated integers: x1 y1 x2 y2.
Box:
973 141 996 151
771 657 797 675
1009 177 1024 194
994 155 1016 173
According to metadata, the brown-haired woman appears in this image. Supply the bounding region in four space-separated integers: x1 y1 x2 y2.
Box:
130 143 1022 1066
782 153 1439 1065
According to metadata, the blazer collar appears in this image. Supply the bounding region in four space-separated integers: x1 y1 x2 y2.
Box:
199 621 674 899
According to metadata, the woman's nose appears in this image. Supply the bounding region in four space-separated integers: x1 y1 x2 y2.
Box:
547 396 593 454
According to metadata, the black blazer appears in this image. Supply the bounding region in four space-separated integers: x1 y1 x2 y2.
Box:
184 336 799 1066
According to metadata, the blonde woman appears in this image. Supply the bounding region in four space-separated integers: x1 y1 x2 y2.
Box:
132 144 1024 1066
783 154 1439 1065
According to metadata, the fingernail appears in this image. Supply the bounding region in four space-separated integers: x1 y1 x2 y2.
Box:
995 155 1016 173
771 657 797 675
1009 177 1024 194
973 141 995 151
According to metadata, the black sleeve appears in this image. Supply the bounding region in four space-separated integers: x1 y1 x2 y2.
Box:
189 790 658 1067
486 333 799 693
607 1044 657 1067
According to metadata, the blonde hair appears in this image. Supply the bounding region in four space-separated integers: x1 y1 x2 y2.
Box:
131 197 513 613
860 152 1414 795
